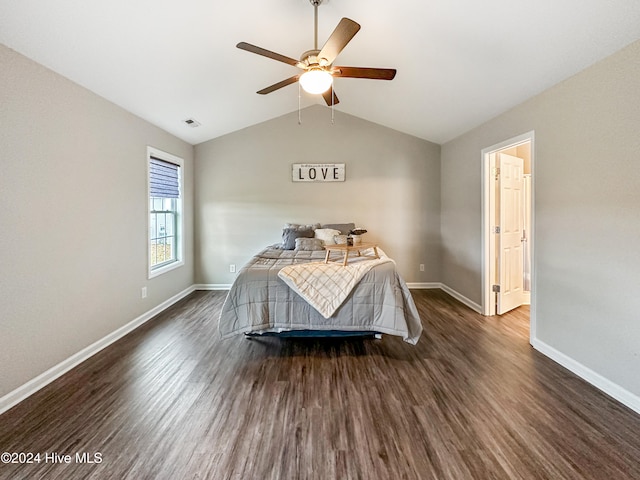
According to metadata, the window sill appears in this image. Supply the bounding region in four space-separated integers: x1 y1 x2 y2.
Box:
149 259 184 279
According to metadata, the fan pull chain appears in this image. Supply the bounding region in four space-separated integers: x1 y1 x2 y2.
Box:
331 89 335 124
298 82 302 125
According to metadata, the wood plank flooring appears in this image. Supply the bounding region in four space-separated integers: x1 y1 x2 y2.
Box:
1 289 640 479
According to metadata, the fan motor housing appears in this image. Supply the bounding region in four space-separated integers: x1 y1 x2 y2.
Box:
299 49 328 68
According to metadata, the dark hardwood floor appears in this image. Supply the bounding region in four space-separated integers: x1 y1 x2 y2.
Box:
1 289 640 479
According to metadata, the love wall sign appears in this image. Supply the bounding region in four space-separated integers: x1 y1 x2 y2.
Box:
292 164 345 182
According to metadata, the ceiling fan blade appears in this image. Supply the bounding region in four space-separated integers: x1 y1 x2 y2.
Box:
332 67 397 80
322 86 340 106
236 42 300 67
257 75 301 95
317 18 361 65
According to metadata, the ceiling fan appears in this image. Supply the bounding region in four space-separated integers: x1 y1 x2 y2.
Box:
236 0 396 106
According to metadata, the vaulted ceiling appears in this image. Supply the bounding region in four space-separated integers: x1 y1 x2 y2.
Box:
2 0 640 145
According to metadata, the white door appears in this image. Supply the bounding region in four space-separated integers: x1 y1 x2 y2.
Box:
497 153 525 314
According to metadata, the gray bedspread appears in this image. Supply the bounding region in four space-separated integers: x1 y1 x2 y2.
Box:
219 246 423 344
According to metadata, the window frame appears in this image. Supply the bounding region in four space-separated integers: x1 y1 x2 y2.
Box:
147 146 184 279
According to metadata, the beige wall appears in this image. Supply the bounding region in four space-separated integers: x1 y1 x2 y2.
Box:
441 40 640 396
195 106 441 285
4 34 640 411
0 45 195 398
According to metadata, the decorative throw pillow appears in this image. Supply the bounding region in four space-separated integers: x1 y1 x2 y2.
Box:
334 234 348 245
321 223 356 235
284 222 321 230
314 228 341 245
282 226 315 250
295 237 324 251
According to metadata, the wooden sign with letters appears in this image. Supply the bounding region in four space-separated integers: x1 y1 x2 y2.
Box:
292 163 345 182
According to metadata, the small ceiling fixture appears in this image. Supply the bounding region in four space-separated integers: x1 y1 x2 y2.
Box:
236 0 396 105
182 118 201 128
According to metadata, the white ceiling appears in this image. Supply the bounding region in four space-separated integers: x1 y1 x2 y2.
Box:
2 0 640 145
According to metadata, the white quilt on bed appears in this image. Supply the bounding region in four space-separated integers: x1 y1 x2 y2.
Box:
278 251 392 318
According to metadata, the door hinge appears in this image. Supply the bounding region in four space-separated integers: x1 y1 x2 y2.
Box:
494 226 501 234
492 167 500 179
492 284 501 293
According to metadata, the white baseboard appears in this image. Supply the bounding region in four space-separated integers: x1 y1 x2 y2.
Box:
406 282 441 289
415 285 640 415
0 285 196 416
6 282 637 422
194 284 231 290
439 283 483 313
407 282 482 313
532 338 640 416
201 283 482 316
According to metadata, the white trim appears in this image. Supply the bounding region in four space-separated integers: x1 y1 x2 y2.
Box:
194 284 232 290
406 282 441 289
481 131 535 315
195 282 483 315
0 286 195 415
532 338 640 416
407 282 483 313
480 131 536 343
4 281 637 420
439 283 483 313
149 258 185 279
147 146 185 280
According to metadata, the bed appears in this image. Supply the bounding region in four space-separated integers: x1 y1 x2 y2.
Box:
218 238 423 344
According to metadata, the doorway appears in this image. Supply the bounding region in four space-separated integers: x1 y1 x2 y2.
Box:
481 132 534 330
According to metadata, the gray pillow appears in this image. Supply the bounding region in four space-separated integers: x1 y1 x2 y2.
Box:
321 223 355 235
285 222 321 230
295 237 324 251
282 226 315 250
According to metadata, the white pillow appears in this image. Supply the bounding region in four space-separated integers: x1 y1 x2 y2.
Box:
314 228 341 245
334 234 348 245
295 237 324 251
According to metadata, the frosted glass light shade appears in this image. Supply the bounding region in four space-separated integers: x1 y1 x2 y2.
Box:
299 70 333 94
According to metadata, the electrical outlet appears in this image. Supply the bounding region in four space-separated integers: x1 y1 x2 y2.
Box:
141 287 147 298
419 264 425 272
229 264 236 273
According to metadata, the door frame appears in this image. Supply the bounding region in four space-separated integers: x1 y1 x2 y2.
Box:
481 131 536 339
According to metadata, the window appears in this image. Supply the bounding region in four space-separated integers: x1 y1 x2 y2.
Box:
148 147 183 278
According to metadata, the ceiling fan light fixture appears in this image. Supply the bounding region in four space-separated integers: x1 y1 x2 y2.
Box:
237 2 393 106
299 69 333 94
